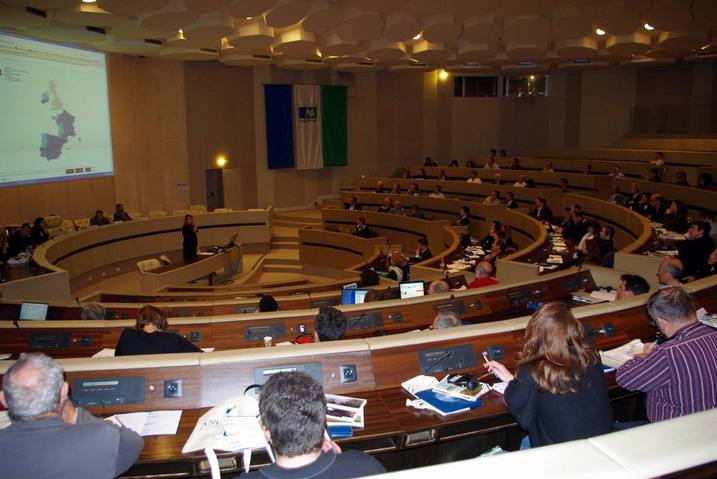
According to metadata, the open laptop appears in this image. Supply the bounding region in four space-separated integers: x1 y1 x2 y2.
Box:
341 289 369 305
399 281 425 299
19 302 49 320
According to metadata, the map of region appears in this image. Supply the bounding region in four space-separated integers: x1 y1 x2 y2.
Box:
39 81 76 161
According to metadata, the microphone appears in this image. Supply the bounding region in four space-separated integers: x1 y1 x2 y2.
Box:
75 297 81 306
13 317 19 329
348 311 367 331
306 290 315 308
422 351 453 373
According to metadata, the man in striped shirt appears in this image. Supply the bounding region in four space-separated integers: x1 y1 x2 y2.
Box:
616 287 717 422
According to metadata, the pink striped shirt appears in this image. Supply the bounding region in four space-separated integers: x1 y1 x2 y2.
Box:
615 322 717 422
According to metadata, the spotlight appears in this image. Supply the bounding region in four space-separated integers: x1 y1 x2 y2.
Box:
216 155 228 168
643 23 655 31
595 28 606 36
413 33 422 40
438 69 449 80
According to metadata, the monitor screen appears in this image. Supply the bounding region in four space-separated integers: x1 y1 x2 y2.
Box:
354 290 368 304
19 302 48 320
341 289 369 305
342 282 358 290
400 281 425 299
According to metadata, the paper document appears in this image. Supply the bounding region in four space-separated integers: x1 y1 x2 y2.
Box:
92 348 115 358
600 339 645 368
589 290 617 302
0 411 10 430
110 410 182 436
0 353 11 360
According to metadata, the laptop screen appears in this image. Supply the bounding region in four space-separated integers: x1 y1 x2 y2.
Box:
19 302 49 320
341 289 369 305
400 281 425 299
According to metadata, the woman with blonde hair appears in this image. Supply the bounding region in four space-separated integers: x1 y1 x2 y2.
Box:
485 302 613 447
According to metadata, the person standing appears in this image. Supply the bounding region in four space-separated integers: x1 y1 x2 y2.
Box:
182 214 198 261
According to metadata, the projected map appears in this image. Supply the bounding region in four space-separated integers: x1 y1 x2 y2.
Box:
40 81 77 161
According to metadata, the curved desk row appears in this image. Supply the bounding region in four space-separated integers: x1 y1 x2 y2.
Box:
541 146 717 167
615 177 717 217
0 208 274 303
5 274 716 477
0 268 597 357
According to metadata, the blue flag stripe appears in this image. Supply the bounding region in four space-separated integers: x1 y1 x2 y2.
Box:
264 84 294 169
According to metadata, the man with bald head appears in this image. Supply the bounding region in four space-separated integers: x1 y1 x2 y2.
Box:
657 258 683 287
469 261 499 289
428 279 450 295
0 353 143 478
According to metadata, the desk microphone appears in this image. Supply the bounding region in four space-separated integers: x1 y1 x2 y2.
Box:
75 297 81 306
348 312 367 331
13 317 19 329
422 351 453 373
306 290 315 308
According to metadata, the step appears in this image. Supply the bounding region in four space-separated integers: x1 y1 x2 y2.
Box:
263 256 301 265
274 220 320 229
262 263 304 273
271 241 299 250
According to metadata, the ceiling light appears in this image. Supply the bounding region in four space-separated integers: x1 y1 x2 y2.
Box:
595 28 606 36
245 17 253 20
177 28 185 40
216 155 227 168
700 43 711 51
82 0 97 3
413 33 422 40
438 69 449 80
643 23 654 31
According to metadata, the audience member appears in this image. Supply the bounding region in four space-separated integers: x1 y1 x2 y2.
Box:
633 192 651 217
484 157 500 170
647 167 663 183
416 168 429 180
448 159 459 167
353 216 375 238
525 178 536 188
8 223 31 257
661 200 689 234
388 200 405 215
359 269 380 287
115 305 202 355
465 158 479 168
493 172 502 185
616 274 650 300
528 197 554 222
607 184 628 205
699 212 717 241
609 165 625 178
389 183 401 195
241 372 385 479
542 162 554 172
406 183 420 196
616 287 717 422
499 149 507 157
647 193 666 222
408 204 426 220
657 258 683 287
314 306 347 342
258 295 279 313
673 171 690 187
678 221 714 280
400 169 410 179
454 206 470 226
113 203 132 222
558 177 570 193
466 171 481 184
363 289 386 303
377 197 392 213
626 182 641 209
561 205 588 244
414 238 432 262
428 185 445 198
513 175 527 187
90 210 111 227
582 164 593 175
374 180 384 194
697 172 716 191
81 302 106 320
508 158 521 170
423 157 437 167
437 169 447 181
432 311 461 329
598 225 616 262
481 221 501 250
386 252 407 282
698 247 717 279
0 353 144 478
484 302 613 447
30 217 50 246
505 192 518 209
653 151 665 168
344 196 362 211
468 261 498 289
427 279 449 295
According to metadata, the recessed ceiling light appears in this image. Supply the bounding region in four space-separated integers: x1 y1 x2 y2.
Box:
700 43 711 51
245 17 253 20
177 28 185 40
412 33 421 40
643 23 655 31
82 0 97 3
595 28 606 36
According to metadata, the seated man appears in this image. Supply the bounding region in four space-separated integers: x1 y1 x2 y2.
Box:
81 302 106 320
428 185 445 198
8 223 31 258
466 171 481 184
647 193 666 222
376 197 392 213
528 197 554 223
513 175 527 187
657 258 683 287
314 306 347 342
616 287 717 421
432 311 461 329
615 274 650 300
115 305 202 355
0 353 144 478
344 197 362 211
678 221 715 280
454 206 470 226
374 180 384 194
414 238 432 262
113 203 132 222
408 204 426 220
258 295 278 312
427 279 450 295
388 200 405 215
505 192 518 209
468 261 498 289
90 209 111 227
242 372 385 479
353 216 375 238
423 156 437 167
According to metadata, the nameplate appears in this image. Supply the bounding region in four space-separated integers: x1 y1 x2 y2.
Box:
561 277 580 292
433 302 467 315
245 324 286 341
346 312 384 331
506 290 530 305
72 376 145 406
254 363 323 386
28 333 70 349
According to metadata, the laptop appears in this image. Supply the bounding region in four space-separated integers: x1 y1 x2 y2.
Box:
19 302 49 320
399 281 425 299
341 289 369 305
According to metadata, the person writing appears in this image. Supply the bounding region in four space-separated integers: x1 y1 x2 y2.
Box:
115 305 202 356
484 302 613 447
182 214 198 260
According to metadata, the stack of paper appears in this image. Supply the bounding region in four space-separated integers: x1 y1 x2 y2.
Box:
108 410 182 436
432 375 490 401
402 375 483 416
600 339 645 368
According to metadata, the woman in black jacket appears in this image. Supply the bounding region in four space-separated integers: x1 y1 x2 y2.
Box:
115 305 201 356
182 214 198 260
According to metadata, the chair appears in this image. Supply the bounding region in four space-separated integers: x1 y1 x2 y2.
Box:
172 209 189 216
60 219 76 234
189 204 207 214
136 258 163 272
149 210 167 219
213 208 232 213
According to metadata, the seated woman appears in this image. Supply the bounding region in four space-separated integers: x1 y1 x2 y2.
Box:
661 200 689 234
481 221 502 250
437 169 448 181
389 183 401 195
386 252 408 282
484 302 613 447
115 305 202 356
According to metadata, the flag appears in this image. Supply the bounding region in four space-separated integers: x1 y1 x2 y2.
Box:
264 84 347 169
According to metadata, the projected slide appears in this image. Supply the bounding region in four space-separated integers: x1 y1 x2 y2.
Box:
0 31 113 186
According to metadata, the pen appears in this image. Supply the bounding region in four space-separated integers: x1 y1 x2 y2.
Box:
481 351 489 364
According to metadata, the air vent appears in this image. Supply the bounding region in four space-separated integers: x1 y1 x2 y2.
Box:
200 48 217 53
305 58 323 63
253 54 271 59
145 39 163 46
26 7 47 18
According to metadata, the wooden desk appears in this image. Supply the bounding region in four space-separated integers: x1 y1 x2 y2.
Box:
140 246 242 292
